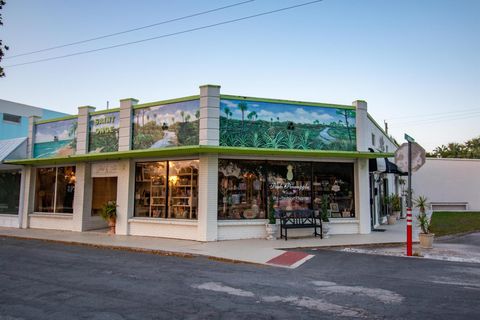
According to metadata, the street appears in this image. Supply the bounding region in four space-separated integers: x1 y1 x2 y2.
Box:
0 237 479 320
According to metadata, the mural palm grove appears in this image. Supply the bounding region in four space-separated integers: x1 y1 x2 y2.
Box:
132 100 200 150
220 99 356 151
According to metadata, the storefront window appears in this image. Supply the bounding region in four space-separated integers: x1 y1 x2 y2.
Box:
34 166 76 213
312 162 355 218
218 160 266 220
91 177 118 216
134 160 198 219
168 160 199 219
0 170 21 215
268 161 311 212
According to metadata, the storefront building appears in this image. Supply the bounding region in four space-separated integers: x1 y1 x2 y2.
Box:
3 85 396 241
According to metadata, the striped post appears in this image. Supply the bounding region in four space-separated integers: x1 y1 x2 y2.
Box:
406 208 412 256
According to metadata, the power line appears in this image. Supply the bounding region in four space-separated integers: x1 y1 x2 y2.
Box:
389 113 480 128
5 0 255 59
388 110 480 126
385 107 480 121
5 0 324 68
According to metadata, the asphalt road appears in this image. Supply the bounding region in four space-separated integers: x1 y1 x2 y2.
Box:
0 237 479 320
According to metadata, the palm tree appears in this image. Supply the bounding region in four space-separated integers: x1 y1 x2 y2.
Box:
238 102 248 130
180 110 185 123
185 114 191 122
336 109 355 143
195 110 200 120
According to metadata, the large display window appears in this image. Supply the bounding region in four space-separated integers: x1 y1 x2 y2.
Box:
34 166 76 213
218 160 356 220
0 170 21 215
134 160 198 219
218 160 266 220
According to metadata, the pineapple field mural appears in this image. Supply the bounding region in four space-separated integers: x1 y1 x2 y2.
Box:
220 99 356 151
88 112 119 153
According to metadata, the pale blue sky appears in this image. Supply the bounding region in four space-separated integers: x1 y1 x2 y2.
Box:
1 0 479 151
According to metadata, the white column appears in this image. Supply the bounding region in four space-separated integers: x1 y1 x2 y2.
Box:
17 167 27 228
199 85 220 145
356 158 371 234
76 106 96 154
72 163 92 231
118 98 137 151
116 159 135 235
353 100 368 152
27 116 40 158
353 100 371 233
197 153 218 241
20 166 35 228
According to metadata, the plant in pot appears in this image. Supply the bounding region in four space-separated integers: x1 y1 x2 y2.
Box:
414 196 434 248
100 201 117 235
391 194 402 220
320 194 330 238
265 196 278 240
385 195 396 225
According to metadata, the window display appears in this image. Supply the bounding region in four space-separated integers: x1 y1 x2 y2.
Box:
268 161 311 213
34 166 76 213
134 160 198 219
0 170 21 215
218 160 266 220
312 162 355 218
218 160 355 220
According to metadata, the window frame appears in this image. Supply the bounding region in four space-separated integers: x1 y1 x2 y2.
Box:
33 165 76 214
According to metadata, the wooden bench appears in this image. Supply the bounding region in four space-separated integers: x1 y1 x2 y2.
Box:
278 209 322 241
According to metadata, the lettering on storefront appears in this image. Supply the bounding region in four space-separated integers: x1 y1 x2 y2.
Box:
93 115 116 134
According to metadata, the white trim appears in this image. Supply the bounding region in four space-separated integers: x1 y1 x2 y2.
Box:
0 214 19 217
218 219 268 226
30 212 73 219
128 217 198 226
328 218 359 224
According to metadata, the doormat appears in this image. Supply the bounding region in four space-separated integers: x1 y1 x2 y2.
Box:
372 228 386 232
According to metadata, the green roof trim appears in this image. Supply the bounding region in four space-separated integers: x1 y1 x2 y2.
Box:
120 98 139 102
220 94 356 110
35 115 78 124
133 95 200 110
89 108 121 116
5 146 393 166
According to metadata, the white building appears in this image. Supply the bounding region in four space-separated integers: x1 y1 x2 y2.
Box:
1 85 400 241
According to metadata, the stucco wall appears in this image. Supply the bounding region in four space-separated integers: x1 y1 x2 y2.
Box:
412 158 480 210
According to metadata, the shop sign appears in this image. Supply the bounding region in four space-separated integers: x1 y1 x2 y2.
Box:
91 162 119 177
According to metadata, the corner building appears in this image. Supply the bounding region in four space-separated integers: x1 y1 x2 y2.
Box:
4 85 398 241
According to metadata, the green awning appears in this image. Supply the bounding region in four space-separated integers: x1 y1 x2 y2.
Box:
4 145 393 166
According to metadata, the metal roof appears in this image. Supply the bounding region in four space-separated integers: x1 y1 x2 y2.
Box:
0 137 27 162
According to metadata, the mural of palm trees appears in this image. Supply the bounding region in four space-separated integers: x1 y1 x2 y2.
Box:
223 106 231 119
238 102 248 130
185 114 191 122
336 109 355 143
180 110 185 122
195 110 200 120
247 111 257 122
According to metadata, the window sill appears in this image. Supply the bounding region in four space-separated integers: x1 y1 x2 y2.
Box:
30 213 73 219
327 218 358 224
218 219 268 226
0 214 19 217
128 217 197 226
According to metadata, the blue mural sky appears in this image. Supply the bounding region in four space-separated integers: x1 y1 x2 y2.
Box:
221 99 355 126
35 119 77 143
133 100 199 127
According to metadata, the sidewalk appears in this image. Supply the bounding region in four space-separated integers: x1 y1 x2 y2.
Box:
0 221 415 269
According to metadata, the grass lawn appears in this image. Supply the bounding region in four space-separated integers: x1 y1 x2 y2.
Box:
430 211 480 236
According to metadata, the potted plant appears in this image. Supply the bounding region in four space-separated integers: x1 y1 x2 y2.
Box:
391 194 402 220
414 196 433 248
100 201 117 235
385 195 396 225
265 196 278 240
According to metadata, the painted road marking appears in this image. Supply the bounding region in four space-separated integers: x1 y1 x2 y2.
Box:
266 251 314 268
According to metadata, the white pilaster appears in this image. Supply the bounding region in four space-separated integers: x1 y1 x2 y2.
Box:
116 159 135 235
199 85 220 145
27 116 41 158
20 166 35 228
118 98 137 151
356 158 371 234
72 163 92 231
76 106 96 154
353 100 368 152
197 153 218 241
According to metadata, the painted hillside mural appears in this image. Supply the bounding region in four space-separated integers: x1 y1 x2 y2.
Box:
132 100 200 150
88 112 119 153
220 99 356 151
33 118 78 158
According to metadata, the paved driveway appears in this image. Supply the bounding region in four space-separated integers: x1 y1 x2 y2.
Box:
1 237 479 319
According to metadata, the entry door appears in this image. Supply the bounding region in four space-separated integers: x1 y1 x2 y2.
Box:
91 177 118 216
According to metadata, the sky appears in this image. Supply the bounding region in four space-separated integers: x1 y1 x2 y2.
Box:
1 0 479 151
